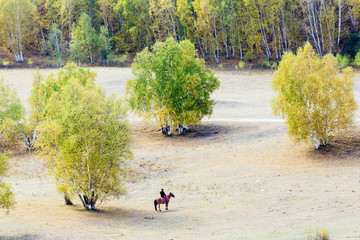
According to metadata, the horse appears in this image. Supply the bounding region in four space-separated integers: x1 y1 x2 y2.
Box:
154 192 175 211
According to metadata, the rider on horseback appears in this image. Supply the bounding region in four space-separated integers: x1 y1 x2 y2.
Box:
160 189 169 203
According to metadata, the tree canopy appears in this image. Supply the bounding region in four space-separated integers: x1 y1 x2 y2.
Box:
272 42 357 149
37 64 132 210
126 38 220 135
0 153 15 215
0 78 25 146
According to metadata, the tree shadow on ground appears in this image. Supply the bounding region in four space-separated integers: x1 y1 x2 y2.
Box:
308 127 360 161
136 121 261 140
0 234 42 240
72 206 188 229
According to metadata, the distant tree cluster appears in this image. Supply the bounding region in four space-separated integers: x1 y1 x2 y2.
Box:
0 0 359 65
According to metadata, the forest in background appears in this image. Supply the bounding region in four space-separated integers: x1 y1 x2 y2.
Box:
1 0 360 67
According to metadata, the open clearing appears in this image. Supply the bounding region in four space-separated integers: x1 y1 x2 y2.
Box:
1 68 360 239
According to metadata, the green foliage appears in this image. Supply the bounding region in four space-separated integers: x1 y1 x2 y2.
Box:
71 13 99 64
0 0 358 64
99 26 113 64
354 51 360 66
27 59 33 67
127 38 220 134
264 58 278 69
0 78 25 145
335 53 351 68
244 51 255 61
47 24 65 66
272 42 357 149
107 52 128 65
37 64 132 210
341 33 360 58
238 61 245 69
0 153 15 215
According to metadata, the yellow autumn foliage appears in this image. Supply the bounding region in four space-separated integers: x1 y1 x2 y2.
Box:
272 42 357 149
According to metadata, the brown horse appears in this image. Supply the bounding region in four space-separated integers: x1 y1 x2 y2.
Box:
154 192 175 211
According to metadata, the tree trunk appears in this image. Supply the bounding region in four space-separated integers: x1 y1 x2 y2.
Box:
166 124 171 136
314 137 320 150
64 194 73 205
178 124 184 135
221 19 229 59
337 0 342 53
79 194 97 210
197 38 205 60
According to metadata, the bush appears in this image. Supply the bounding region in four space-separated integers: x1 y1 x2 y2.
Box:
237 60 245 69
306 229 329 240
2 59 9 68
354 51 360 66
264 58 278 69
336 54 351 68
27 59 33 66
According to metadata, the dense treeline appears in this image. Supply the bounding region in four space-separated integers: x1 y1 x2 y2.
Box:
0 0 359 65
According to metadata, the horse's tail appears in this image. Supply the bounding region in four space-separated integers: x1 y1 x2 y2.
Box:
154 199 157 211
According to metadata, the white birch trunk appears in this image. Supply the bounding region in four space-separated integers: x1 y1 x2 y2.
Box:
281 9 288 52
221 19 229 59
197 38 205 60
178 125 184 135
213 17 220 64
272 24 279 59
337 0 342 52
314 137 320 150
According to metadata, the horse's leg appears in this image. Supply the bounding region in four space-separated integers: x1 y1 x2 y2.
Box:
154 199 157 211
165 202 168 210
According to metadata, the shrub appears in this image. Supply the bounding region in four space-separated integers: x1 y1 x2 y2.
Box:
354 51 360 66
238 61 245 69
27 59 33 67
306 229 329 240
336 54 351 68
264 58 278 69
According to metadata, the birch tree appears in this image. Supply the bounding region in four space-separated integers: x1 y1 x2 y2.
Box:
97 0 117 34
37 64 132 210
61 0 80 54
71 13 99 64
0 0 36 62
48 24 65 66
0 78 25 146
127 38 220 135
114 0 152 52
272 42 357 149
149 0 179 42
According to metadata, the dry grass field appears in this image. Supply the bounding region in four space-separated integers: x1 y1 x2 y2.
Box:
1 68 360 239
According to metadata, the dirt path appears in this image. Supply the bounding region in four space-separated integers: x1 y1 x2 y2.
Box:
1 68 360 239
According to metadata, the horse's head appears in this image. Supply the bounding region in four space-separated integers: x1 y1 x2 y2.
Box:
169 192 175 198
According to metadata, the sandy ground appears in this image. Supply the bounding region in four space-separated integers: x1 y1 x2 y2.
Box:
1 68 360 239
